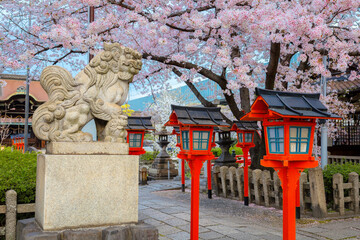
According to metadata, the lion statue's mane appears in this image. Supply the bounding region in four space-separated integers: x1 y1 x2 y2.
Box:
32 43 142 142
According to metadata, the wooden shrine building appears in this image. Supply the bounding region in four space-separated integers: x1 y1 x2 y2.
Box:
0 74 48 147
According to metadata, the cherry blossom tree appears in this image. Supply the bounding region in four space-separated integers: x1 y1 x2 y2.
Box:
1 0 359 166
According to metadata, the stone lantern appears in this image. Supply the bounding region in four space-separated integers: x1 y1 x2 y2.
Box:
148 126 178 179
214 129 236 167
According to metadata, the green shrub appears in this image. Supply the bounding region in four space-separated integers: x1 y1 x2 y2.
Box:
211 147 222 157
211 146 243 157
323 162 360 205
0 147 37 204
139 151 158 163
229 146 243 156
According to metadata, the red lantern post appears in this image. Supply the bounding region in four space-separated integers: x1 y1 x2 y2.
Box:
165 105 229 240
230 121 259 206
242 88 341 240
126 116 154 155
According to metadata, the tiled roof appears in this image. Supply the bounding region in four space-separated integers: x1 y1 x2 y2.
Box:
0 79 48 102
328 75 360 93
255 88 340 119
170 105 230 127
127 116 154 130
232 121 260 131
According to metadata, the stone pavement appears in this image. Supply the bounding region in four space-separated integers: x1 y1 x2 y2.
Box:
139 179 360 240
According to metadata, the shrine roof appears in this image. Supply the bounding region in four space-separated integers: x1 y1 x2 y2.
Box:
242 88 341 120
127 116 154 130
166 105 230 127
231 121 260 131
0 77 48 102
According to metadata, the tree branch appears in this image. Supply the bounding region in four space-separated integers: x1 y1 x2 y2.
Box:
142 52 227 88
172 67 233 124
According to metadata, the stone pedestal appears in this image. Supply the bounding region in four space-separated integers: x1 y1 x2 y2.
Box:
18 142 158 240
36 152 138 230
17 218 158 240
148 149 178 179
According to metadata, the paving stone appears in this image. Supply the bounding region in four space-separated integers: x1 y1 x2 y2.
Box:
199 230 225 239
160 207 189 214
314 228 360 240
296 234 322 240
207 225 243 235
139 205 149 210
177 224 210 234
151 212 176 221
198 218 220 227
167 231 190 240
299 226 328 234
163 218 189 227
143 218 166 227
157 225 182 235
226 232 262 240
138 212 149 221
238 226 273 236
171 213 190 221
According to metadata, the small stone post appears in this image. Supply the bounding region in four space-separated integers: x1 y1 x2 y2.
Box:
228 167 237 198
220 166 229 198
308 167 327 218
252 169 262 205
273 171 281 208
333 173 345 215
348 172 359 214
299 172 307 214
235 168 244 201
212 166 221 196
6 190 17 240
248 169 253 203
262 170 271 207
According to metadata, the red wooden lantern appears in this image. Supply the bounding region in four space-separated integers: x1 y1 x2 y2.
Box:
126 116 154 155
230 121 260 206
242 88 341 240
165 105 229 240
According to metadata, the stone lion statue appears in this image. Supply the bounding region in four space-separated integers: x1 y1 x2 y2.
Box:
32 43 142 142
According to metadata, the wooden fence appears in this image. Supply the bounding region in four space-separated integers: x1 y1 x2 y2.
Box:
328 155 360 165
213 166 360 218
0 190 35 240
333 172 360 216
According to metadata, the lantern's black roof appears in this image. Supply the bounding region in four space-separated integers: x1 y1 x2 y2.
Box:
171 105 230 127
233 121 260 131
255 88 341 118
172 126 180 134
127 116 155 130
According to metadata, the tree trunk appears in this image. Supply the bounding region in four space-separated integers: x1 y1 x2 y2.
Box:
239 87 251 114
251 41 280 169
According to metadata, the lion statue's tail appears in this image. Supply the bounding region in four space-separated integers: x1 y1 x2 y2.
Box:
32 66 80 141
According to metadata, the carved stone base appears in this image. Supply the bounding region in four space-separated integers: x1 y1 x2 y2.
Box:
17 218 158 240
148 159 178 180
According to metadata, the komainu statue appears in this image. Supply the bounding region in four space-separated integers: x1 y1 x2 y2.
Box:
32 43 142 142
